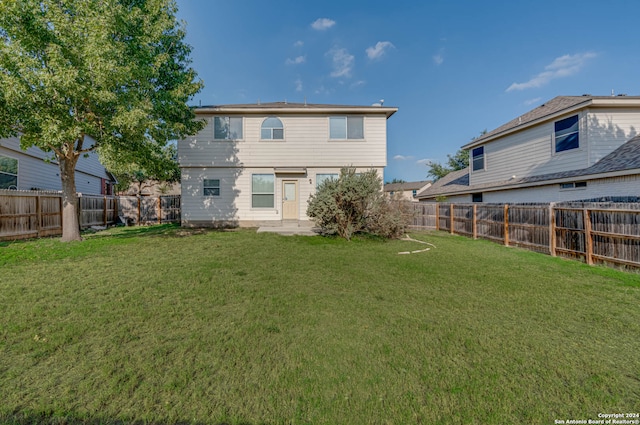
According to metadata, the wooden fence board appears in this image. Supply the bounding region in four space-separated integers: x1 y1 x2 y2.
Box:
411 201 640 269
0 190 181 241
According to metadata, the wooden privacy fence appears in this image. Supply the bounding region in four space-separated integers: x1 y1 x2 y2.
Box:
0 190 181 241
411 202 640 269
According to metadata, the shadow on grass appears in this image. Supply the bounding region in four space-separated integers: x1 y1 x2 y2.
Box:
1 411 261 425
84 223 242 241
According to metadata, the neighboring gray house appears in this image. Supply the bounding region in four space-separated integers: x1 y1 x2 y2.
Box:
417 95 640 203
384 180 431 202
178 101 398 227
0 136 116 194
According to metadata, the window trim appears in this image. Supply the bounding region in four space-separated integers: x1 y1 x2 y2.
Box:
472 146 485 172
554 114 580 153
0 154 18 189
203 178 221 197
315 173 339 189
251 173 275 208
213 116 244 141
329 116 365 140
260 117 285 141
559 181 587 190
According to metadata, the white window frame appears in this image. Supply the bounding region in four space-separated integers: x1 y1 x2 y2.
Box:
251 174 275 208
472 146 485 172
214 116 243 141
0 154 18 189
203 179 220 197
316 173 339 189
329 116 364 140
554 114 580 154
260 117 284 140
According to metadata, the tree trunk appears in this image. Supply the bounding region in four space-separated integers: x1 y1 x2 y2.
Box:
59 154 82 242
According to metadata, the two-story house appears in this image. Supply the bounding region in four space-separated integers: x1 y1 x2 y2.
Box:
417 95 640 203
0 135 116 194
178 102 398 227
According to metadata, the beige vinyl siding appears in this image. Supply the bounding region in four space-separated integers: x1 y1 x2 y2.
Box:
471 113 589 185
179 114 387 168
181 166 384 225
586 108 640 165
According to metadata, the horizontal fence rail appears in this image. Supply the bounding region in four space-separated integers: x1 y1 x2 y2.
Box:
0 190 181 241
410 202 640 269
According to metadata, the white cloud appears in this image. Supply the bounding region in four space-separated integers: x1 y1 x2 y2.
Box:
294 78 303 92
416 158 432 165
524 97 542 105
350 80 366 89
433 53 444 66
286 55 306 65
294 40 304 47
506 52 597 92
366 41 395 60
394 155 415 161
327 47 354 78
311 18 336 30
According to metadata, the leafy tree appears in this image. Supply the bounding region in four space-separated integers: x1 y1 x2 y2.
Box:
385 178 406 184
307 167 411 240
426 149 469 181
426 130 487 181
110 143 180 195
0 0 204 241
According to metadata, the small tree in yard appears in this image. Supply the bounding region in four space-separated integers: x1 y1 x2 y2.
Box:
307 167 412 240
0 0 204 241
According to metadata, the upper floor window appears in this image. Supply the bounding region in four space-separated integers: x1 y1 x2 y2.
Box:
472 146 484 171
261 117 284 140
555 115 579 153
214 117 243 140
330 116 364 140
0 155 18 189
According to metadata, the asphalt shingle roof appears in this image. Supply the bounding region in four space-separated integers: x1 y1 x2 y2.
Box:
418 135 640 198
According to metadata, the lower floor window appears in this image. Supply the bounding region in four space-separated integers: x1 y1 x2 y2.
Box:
203 179 220 196
472 193 483 203
252 174 274 208
316 173 338 188
0 155 18 189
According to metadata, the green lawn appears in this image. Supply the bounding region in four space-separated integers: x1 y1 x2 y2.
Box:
1 225 639 425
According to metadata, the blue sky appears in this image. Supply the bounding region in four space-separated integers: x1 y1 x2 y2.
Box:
176 0 640 182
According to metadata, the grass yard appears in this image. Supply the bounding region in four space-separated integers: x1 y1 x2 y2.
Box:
0 224 639 425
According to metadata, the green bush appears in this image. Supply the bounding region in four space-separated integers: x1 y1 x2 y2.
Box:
307 167 412 240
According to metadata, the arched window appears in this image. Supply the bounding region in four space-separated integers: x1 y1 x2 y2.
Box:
261 117 284 140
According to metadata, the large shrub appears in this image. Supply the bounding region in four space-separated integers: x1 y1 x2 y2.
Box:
307 167 412 240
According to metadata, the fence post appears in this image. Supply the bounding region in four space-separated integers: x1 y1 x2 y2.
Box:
435 203 440 231
584 208 594 265
35 194 42 238
549 203 556 257
473 204 477 239
450 203 454 235
504 204 509 246
137 195 141 225
59 195 63 235
103 195 107 226
158 196 162 224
